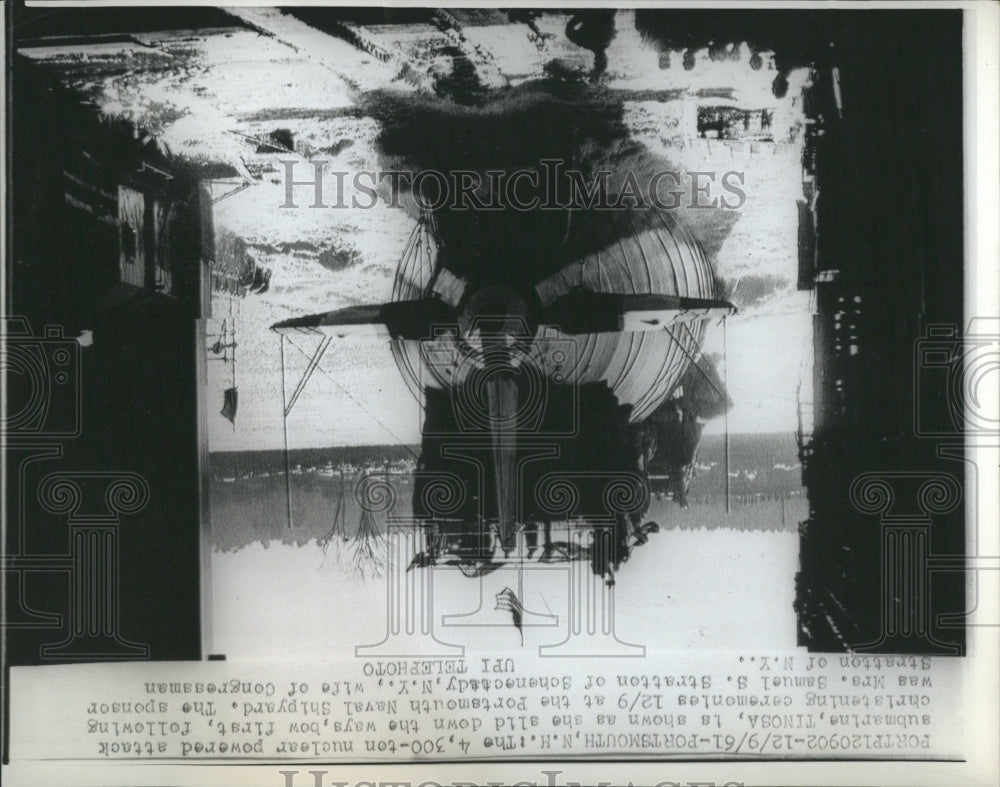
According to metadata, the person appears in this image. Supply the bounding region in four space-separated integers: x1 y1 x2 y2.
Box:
565 11 617 78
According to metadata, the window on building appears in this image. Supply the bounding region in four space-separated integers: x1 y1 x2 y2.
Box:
121 222 138 264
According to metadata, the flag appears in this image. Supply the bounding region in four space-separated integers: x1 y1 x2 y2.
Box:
221 387 238 424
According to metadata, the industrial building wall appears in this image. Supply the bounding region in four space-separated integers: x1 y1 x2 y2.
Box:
5 56 205 666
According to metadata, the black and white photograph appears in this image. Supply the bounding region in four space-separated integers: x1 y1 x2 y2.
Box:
3 3 998 786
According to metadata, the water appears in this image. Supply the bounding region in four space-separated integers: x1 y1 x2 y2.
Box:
209 432 805 551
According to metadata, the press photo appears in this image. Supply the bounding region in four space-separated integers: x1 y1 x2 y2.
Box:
6 6 969 664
